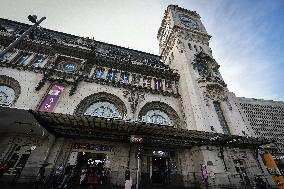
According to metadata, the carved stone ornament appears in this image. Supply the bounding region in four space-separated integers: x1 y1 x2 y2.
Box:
192 52 232 110
123 89 145 114
192 52 226 86
202 84 232 110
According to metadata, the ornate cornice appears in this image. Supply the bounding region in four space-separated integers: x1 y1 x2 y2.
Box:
0 18 181 98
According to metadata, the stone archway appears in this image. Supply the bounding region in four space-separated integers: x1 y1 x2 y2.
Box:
74 92 127 116
138 101 181 128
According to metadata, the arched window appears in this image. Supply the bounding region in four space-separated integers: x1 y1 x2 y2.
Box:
0 85 16 106
144 109 172 126
84 101 120 118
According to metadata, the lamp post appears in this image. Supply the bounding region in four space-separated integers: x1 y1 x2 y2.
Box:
0 15 46 59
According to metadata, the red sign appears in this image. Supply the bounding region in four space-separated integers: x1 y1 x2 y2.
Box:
38 84 64 112
130 135 143 143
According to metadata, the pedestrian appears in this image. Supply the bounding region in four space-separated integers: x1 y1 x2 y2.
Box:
55 163 64 176
35 162 49 188
59 163 72 188
124 168 132 189
51 163 63 187
80 168 87 186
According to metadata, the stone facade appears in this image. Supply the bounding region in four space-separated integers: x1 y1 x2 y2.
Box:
0 4 278 188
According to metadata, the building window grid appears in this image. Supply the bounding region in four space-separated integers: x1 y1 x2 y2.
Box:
240 103 284 149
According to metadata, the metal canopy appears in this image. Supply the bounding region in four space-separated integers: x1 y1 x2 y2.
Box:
30 110 272 148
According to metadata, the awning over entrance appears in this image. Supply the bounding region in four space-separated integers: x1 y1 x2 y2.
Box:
29 110 273 149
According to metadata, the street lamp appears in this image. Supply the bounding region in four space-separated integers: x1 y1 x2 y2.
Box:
0 15 46 59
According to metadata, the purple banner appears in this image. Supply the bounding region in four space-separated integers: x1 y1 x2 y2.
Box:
38 84 64 112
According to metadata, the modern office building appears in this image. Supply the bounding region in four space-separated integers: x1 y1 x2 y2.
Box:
237 97 284 175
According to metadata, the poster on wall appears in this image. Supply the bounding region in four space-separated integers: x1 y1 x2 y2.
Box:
68 152 78 165
38 84 65 112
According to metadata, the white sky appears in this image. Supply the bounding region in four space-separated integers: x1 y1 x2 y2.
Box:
0 0 283 101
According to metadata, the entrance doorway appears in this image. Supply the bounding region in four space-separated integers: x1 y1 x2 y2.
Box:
152 157 169 184
74 152 109 185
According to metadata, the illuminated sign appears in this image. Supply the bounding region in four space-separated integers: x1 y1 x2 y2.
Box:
38 84 64 112
130 135 143 143
152 150 167 157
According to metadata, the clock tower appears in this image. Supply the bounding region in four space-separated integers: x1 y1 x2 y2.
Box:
157 5 251 136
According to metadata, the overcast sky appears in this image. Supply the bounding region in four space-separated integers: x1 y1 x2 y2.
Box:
1 0 283 101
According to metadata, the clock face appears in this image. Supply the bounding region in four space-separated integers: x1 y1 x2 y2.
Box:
179 15 199 30
62 63 76 72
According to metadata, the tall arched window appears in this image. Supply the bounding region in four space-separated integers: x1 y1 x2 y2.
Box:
84 101 120 118
0 85 16 106
144 109 172 126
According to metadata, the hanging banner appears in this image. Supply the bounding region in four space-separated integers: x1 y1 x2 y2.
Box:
38 84 64 112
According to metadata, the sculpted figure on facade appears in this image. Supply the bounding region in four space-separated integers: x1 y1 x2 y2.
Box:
123 89 145 114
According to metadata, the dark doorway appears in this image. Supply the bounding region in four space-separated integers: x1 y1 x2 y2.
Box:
152 157 168 184
74 152 109 186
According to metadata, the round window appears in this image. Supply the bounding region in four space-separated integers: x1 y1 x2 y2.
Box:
63 63 76 72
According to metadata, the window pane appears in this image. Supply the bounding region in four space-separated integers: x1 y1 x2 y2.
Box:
107 70 116 81
15 53 30 65
144 109 172 126
0 51 14 62
120 72 129 84
154 79 162 90
84 101 120 118
95 68 104 79
32 56 45 67
165 80 172 92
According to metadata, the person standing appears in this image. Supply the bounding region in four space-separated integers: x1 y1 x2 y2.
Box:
80 168 87 186
59 163 72 188
34 162 49 189
124 168 132 189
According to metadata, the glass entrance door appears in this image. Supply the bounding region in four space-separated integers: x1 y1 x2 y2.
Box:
152 157 169 184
